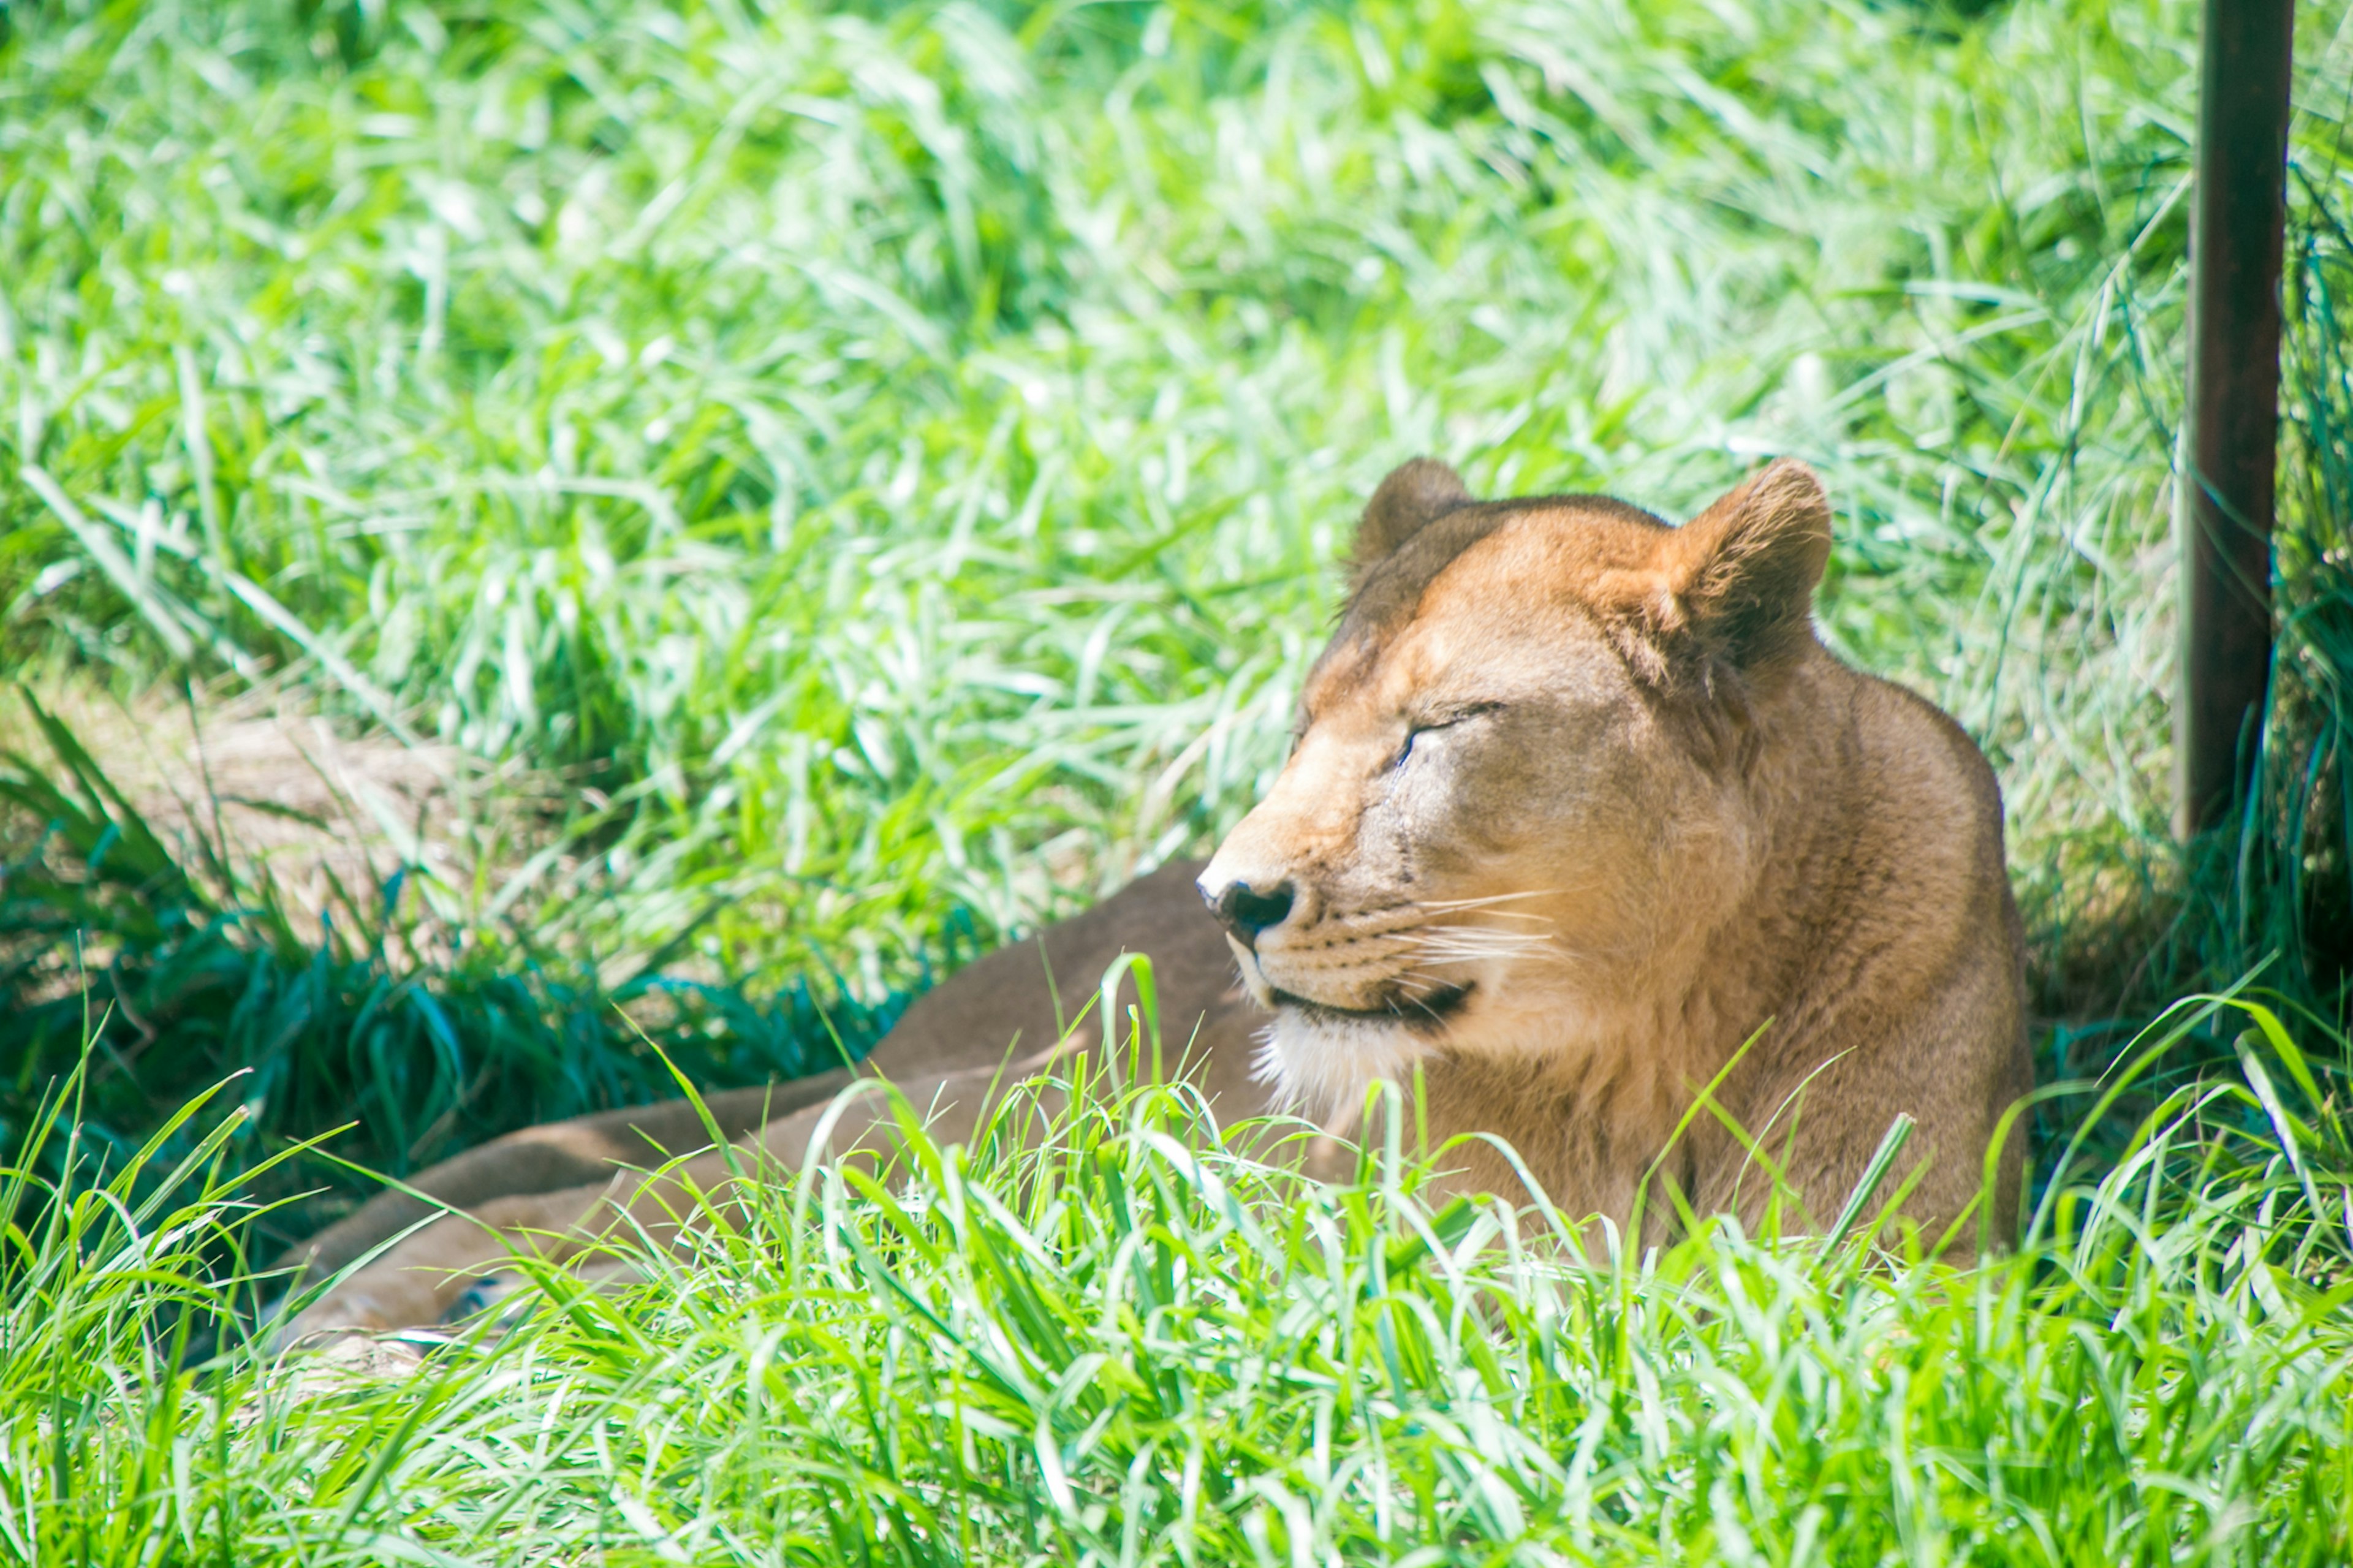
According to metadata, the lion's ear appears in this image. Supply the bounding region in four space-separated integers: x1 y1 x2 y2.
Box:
1651 459 1832 669
1352 459 1470 586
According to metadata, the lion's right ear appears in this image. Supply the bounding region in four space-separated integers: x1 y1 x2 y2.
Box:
1651 458 1832 671
1351 459 1470 587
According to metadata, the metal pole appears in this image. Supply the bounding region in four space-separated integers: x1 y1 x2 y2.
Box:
2177 0 2296 837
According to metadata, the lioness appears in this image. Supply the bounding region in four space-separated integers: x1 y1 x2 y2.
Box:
278 458 2029 1341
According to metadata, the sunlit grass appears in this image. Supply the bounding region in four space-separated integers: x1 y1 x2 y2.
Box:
6 0 2345 999
7 1 2353 1559
7 991 2352 1564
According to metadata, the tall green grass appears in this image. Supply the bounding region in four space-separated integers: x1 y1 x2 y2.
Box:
5 994 2350 1564
6 6 2353 1555
6 0 2346 1010
0 684 948 1254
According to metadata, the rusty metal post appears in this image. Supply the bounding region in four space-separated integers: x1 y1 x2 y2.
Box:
2177 0 2297 837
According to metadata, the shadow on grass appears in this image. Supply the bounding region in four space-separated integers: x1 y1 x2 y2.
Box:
0 691 975 1259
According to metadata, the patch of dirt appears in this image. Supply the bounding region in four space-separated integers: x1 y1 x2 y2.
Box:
0 677 568 941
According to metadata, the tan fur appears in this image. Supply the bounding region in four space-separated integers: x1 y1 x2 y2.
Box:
1200 457 2030 1244
277 458 2029 1344
270 860 1268 1340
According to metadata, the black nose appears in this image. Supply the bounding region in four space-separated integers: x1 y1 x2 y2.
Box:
1212 879 1295 950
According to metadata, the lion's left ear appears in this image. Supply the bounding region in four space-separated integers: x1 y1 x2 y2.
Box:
1649 459 1832 670
1351 459 1471 588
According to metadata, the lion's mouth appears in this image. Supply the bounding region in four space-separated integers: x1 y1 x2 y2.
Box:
1271 982 1473 1030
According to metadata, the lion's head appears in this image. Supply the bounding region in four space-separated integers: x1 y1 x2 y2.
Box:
1198 458 1836 1118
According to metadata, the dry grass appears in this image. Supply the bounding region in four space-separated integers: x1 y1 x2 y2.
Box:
1 680 501 937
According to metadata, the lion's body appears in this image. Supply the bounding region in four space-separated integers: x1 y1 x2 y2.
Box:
273 858 1260 1335
279 458 2031 1344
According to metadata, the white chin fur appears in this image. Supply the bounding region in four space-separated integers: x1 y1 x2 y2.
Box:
1252 1007 1436 1126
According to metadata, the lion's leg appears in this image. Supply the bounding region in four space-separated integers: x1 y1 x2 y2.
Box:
273 1181 621 1344
275 1075 855 1293
282 1043 1251 1349
434 1069 1086 1314
752 1012 1279 1181
745 1055 1080 1178
442 1254 654 1328
423 1096 1014 1333
276 1142 754 1346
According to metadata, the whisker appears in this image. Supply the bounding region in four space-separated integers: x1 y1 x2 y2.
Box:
1396 930 1569 974
1406 987 1458 1024
1403 927 1552 944
1402 931 1553 956
1446 911 1553 923
1411 890 1562 913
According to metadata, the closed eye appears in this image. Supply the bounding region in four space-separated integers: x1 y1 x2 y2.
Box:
1395 702 1505 768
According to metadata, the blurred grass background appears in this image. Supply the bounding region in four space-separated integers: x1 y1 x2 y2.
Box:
1 0 2350 1223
